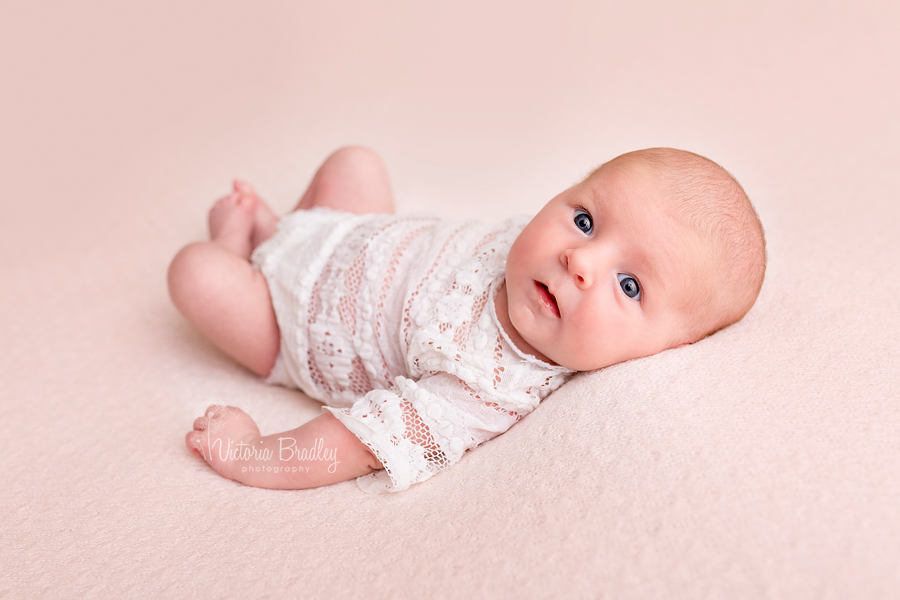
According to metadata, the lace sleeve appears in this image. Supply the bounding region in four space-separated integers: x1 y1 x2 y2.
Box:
321 372 522 493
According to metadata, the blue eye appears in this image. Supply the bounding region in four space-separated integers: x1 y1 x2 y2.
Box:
617 274 641 300
573 209 593 234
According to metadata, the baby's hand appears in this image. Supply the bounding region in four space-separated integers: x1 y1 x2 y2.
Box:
186 405 261 481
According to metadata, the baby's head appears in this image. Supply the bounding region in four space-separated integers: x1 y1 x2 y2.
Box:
501 148 766 371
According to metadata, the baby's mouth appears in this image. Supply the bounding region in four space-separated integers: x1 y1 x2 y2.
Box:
535 282 560 318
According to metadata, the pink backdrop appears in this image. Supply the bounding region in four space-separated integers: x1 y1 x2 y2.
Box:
2 1 898 598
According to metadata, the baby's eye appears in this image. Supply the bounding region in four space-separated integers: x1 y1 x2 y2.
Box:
617 274 641 300
573 209 593 234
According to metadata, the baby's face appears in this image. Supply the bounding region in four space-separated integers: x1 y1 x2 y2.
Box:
499 161 716 371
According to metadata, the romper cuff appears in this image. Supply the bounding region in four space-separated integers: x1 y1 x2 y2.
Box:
321 406 415 494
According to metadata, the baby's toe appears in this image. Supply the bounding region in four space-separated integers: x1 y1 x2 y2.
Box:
205 405 226 417
185 431 205 456
193 416 209 431
234 180 255 195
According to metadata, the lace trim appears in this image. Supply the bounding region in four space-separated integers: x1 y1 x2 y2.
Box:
321 405 414 493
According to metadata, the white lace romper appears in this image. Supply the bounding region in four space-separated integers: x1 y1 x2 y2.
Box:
251 208 574 493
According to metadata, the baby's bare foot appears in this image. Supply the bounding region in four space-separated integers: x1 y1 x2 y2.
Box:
208 188 257 258
186 405 262 481
233 180 279 251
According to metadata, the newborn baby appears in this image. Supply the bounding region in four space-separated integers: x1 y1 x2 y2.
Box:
168 146 766 493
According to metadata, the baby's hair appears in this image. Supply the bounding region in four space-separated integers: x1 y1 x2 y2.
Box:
593 148 767 343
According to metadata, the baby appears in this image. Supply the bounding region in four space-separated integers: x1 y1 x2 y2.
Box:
169 146 766 493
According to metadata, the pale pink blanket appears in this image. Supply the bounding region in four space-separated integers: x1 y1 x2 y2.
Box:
2 2 898 598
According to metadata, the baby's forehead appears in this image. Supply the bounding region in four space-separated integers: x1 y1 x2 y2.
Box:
582 156 732 273
652 214 725 303
584 160 680 213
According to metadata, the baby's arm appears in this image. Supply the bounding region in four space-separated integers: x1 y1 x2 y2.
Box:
186 406 383 489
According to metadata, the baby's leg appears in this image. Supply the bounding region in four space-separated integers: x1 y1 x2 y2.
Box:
168 147 393 377
294 146 395 214
168 186 279 377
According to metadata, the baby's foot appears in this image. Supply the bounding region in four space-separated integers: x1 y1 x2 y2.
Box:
208 187 257 258
233 181 279 251
186 405 261 482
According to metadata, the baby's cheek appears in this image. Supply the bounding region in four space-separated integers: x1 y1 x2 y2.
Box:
565 336 609 371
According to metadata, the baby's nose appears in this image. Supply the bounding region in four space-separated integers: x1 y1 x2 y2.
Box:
564 249 593 288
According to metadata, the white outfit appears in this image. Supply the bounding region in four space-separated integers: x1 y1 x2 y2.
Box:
251 208 574 493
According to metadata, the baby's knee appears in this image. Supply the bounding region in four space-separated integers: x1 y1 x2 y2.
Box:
315 146 393 213
323 146 388 181
167 243 216 311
